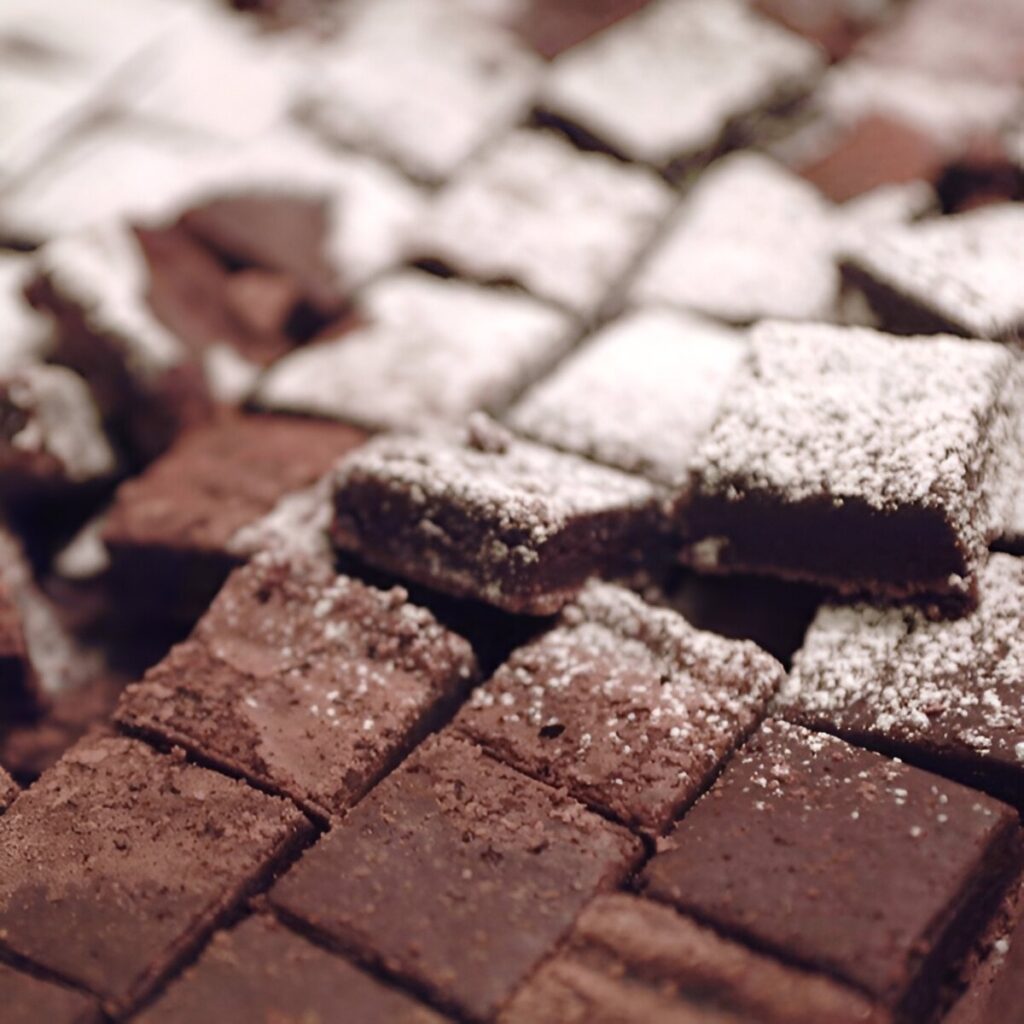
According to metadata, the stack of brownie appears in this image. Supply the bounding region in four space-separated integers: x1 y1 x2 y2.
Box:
1 0 1023 1021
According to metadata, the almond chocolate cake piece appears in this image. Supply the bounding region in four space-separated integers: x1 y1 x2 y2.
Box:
681 320 1021 610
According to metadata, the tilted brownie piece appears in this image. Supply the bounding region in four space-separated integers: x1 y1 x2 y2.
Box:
413 130 673 319
779 553 1024 807
841 204 1024 341
136 914 448 1024
0 962 100 1024
256 271 575 431
0 735 311 1016
0 764 17 811
539 0 822 173
299 0 541 184
511 0 650 58
456 581 783 832
507 308 745 487
643 720 1022 1021
100 413 364 621
331 415 663 615
270 732 641 1021
681 321 1021 610
117 555 479 820
500 893 888 1024
0 364 116 497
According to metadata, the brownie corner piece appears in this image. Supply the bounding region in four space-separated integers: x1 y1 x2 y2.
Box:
456 579 783 832
269 731 641 1021
331 416 664 614
682 320 1020 609
642 719 1021 1020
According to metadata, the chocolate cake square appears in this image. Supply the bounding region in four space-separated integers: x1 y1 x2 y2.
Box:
500 893 886 1024
136 914 447 1024
331 415 663 614
681 320 1021 609
100 413 365 621
117 556 479 820
643 720 1022 1020
255 271 575 431
413 129 673 319
539 0 822 172
299 0 541 184
779 553 1024 807
0 962 100 1024
507 307 746 487
455 580 783 832
270 732 641 1021
0 735 311 1016
841 204 1024 341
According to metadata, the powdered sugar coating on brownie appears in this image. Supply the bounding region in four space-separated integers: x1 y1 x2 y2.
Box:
457 580 783 831
299 0 542 183
508 307 745 486
780 553 1024 774
414 130 673 318
842 204 1024 341
256 272 574 430
541 0 823 166
631 153 840 324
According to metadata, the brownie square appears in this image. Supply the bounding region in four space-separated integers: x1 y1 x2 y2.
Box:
256 271 575 431
630 152 840 325
643 720 1022 1019
117 556 479 820
681 321 1021 609
0 735 311 1016
101 412 365 620
841 204 1024 341
136 914 447 1024
507 307 746 487
500 893 886 1024
539 0 822 172
331 415 663 614
780 553 1024 807
456 580 783 832
299 0 541 184
270 733 642 1021
413 129 673 319
0 962 100 1024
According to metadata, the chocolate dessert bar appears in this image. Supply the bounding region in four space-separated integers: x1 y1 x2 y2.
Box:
117 555 479 819
500 893 887 1024
841 204 1024 340
643 720 1022 1021
0 735 311 1016
136 914 447 1024
681 320 1021 609
256 271 575 431
779 553 1024 806
299 0 541 184
100 413 364 620
507 307 746 487
413 129 673 319
270 732 642 1020
539 0 822 172
0 962 100 1024
331 416 663 614
455 580 783 832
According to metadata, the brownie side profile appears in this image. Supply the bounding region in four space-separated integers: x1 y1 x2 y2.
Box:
500 893 888 1024
0 735 311 1016
643 720 1022 1021
331 416 663 615
136 914 447 1024
456 580 783 832
270 732 642 1021
0 961 101 1024
681 321 1021 610
117 556 479 820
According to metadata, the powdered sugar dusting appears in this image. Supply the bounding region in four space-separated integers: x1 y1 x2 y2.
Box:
508 307 745 486
228 476 335 564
